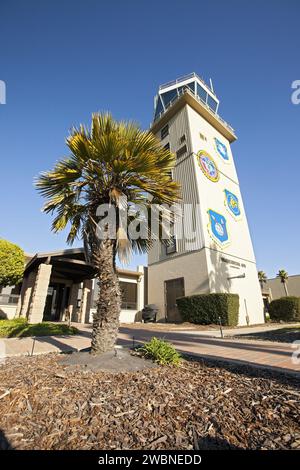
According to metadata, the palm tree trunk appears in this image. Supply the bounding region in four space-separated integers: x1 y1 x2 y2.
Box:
284 282 289 297
91 239 121 355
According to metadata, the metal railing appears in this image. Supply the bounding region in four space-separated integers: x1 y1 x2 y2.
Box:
153 86 235 135
159 72 217 96
0 294 20 305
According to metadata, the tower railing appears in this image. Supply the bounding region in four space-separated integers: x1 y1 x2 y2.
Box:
153 86 235 135
159 72 216 96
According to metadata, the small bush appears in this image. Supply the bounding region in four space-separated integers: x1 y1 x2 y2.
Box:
177 293 239 326
268 297 300 322
139 337 181 366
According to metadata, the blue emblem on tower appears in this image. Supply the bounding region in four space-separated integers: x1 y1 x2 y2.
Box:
214 137 229 162
207 209 229 247
224 189 241 219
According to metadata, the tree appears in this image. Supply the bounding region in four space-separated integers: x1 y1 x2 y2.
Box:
36 113 180 354
0 239 24 287
277 269 289 296
258 270 267 290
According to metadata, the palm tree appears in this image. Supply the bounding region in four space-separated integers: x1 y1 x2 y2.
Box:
36 113 180 355
277 269 289 296
258 270 267 291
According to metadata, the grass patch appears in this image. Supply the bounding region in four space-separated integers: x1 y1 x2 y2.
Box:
0 318 78 338
138 337 181 366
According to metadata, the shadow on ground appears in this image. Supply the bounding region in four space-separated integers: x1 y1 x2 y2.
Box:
0 429 13 450
196 435 243 450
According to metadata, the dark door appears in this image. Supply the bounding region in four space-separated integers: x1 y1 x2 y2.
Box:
165 277 185 323
43 284 69 321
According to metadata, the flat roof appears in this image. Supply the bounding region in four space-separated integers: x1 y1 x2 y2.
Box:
25 247 143 278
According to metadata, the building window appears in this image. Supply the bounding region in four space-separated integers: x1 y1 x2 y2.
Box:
166 235 177 255
176 144 187 159
197 83 208 103
154 96 164 120
207 95 218 112
161 124 169 140
120 281 137 310
199 133 207 141
180 134 186 144
163 143 170 151
161 89 178 108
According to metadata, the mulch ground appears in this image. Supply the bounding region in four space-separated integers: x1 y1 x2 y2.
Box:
0 354 299 450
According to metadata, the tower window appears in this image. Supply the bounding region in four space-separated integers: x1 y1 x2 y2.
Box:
207 95 218 112
161 124 169 140
176 144 187 159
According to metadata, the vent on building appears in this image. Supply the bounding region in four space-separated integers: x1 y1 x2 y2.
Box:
199 133 207 141
176 144 187 159
161 124 169 140
166 235 177 255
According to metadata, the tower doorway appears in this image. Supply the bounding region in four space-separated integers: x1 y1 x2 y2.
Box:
165 277 185 323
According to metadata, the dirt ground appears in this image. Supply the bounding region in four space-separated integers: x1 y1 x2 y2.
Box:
0 353 299 450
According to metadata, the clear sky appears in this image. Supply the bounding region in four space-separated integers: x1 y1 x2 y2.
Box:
0 0 299 278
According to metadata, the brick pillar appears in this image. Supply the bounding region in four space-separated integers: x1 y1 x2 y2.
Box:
28 264 52 324
80 279 93 324
17 270 38 319
68 283 80 322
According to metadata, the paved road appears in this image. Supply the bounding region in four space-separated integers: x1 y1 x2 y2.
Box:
1 322 299 376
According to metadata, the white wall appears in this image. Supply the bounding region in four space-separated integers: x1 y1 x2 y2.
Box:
148 250 210 321
89 267 145 324
0 304 17 319
187 105 264 324
148 101 264 325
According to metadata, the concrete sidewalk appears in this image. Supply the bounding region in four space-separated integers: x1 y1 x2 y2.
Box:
1 323 299 376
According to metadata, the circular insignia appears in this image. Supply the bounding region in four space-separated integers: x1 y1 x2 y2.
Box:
215 222 224 236
197 150 220 182
214 138 229 161
224 189 241 218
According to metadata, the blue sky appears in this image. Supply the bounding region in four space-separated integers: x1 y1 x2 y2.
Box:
0 0 299 277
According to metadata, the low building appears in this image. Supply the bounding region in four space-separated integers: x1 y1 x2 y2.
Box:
265 275 300 301
0 248 146 323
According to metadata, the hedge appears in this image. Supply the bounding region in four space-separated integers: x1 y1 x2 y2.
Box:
176 293 239 326
268 296 300 322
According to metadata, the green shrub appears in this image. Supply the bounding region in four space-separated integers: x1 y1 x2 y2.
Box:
268 297 300 322
139 337 181 366
177 293 239 326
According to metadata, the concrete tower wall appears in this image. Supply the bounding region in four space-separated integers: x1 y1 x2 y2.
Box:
148 77 264 325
